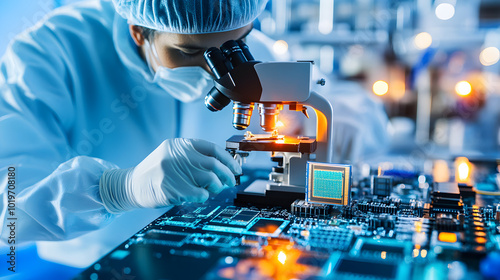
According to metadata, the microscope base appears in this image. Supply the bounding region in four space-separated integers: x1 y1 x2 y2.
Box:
234 179 305 209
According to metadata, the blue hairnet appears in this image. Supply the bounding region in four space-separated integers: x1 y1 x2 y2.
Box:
112 0 269 34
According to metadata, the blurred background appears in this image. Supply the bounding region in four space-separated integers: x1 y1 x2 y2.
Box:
254 0 500 160
1 0 499 158
0 1 499 279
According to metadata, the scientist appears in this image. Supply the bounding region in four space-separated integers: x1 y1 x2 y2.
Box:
0 0 388 268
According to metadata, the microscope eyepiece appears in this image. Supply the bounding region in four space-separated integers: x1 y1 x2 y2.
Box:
236 40 255 62
203 47 231 111
220 40 248 67
204 47 228 80
203 39 258 131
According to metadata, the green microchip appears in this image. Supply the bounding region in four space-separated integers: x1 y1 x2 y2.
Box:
312 170 343 199
306 162 352 206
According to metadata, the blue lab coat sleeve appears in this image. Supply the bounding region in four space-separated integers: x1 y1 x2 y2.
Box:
0 18 116 243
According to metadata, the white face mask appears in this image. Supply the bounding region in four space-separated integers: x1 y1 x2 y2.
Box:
144 40 214 103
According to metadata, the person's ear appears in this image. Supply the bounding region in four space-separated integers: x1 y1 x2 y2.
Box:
129 25 145 46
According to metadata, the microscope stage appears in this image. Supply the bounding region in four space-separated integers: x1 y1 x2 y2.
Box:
226 135 317 153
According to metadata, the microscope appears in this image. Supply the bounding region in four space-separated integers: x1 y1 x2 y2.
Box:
204 40 333 208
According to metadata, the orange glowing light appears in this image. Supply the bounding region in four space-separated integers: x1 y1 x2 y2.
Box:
219 267 235 279
421 249 428 258
438 232 457 243
458 162 469 181
381 251 387 259
455 81 472 97
455 157 473 184
391 80 406 100
254 224 280 235
373 80 389 96
475 232 486 237
415 221 423 233
475 237 487 244
229 259 275 278
276 121 284 128
278 251 287 264
433 160 450 183
255 241 312 280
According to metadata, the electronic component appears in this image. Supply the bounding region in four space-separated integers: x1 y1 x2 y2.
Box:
247 218 285 234
207 208 259 228
158 216 200 228
291 199 330 218
435 213 461 231
306 162 352 206
186 233 236 247
76 161 500 280
351 238 410 260
438 232 458 243
431 182 462 212
193 205 220 218
458 183 476 201
133 229 189 247
357 198 400 214
333 258 399 279
203 217 288 237
306 227 354 252
372 175 393 197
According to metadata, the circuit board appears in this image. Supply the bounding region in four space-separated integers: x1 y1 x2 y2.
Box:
75 164 500 280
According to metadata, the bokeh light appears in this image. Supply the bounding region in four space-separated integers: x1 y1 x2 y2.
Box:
479 47 500 66
273 40 288 55
435 3 455 20
455 81 472 97
414 32 433 50
373 80 389 96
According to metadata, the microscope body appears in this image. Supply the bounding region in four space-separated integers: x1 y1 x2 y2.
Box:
204 40 333 198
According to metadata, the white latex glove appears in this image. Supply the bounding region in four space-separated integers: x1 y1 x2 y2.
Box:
99 138 242 213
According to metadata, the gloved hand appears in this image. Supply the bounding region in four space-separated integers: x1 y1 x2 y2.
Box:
99 138 241 213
